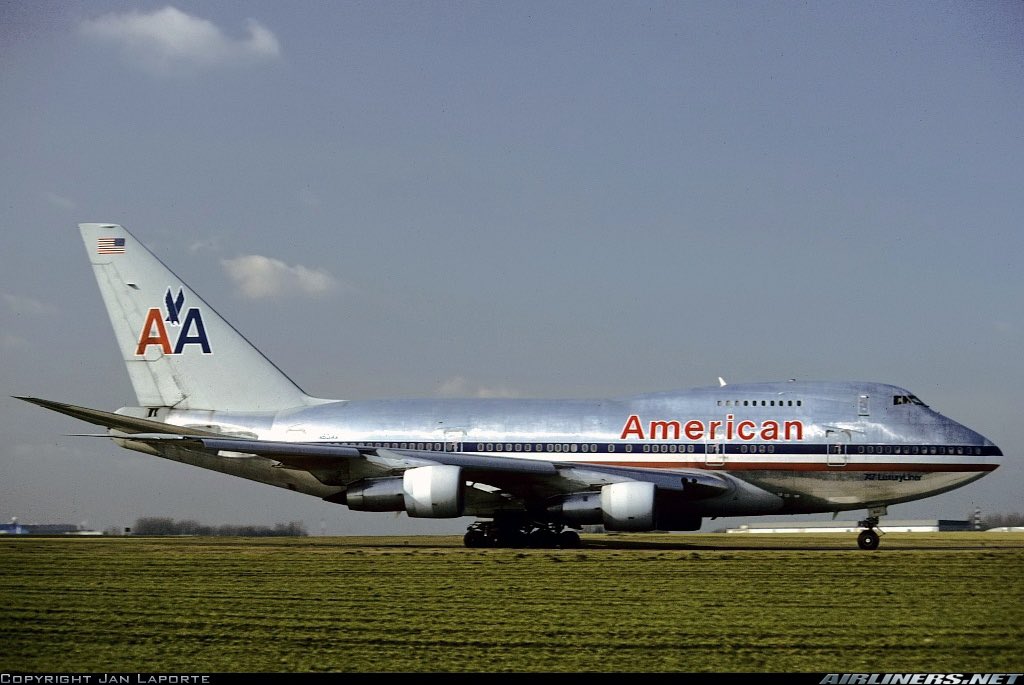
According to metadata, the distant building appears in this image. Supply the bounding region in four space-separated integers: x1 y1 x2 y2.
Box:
0 521 28 535
0 519 101 535
724 519 973 534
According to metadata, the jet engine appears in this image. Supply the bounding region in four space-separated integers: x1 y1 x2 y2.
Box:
342 465 464 518
553 481 657 531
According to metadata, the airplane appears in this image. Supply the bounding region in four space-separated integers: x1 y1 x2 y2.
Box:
17 223 1002 550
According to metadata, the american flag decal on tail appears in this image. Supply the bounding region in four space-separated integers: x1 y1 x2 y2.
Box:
97 237 126 254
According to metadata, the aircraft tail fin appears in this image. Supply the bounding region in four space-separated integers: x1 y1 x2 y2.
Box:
78 223 314 411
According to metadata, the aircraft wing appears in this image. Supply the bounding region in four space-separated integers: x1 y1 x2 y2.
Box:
104 432 731 501
15 397 731 502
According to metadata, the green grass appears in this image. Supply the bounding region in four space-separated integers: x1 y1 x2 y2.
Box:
1 533 1022 672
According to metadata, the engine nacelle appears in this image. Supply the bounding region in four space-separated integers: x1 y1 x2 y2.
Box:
342 465 464 518
555 491 603 525
552 481 657 532
600 481 656 531
402 464 464 518
343 477 405 512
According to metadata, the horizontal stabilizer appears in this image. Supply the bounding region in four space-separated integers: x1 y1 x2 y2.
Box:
13 397 217 436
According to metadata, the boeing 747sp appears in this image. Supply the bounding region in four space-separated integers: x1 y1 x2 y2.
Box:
18 224 1003 549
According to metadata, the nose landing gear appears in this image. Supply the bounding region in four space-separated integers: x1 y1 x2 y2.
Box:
856 506 887 550
857 527 880 550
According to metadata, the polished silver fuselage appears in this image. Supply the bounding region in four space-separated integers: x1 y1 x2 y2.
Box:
133 380 1001 519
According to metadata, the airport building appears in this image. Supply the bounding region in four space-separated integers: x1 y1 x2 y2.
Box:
0 519 101 535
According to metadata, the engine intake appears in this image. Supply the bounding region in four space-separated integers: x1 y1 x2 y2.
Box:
403 464 464 518
551 481 657 531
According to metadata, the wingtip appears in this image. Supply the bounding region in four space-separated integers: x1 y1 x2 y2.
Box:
13 396 76 413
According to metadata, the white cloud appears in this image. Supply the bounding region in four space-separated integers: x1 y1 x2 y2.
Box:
188 235 223 254
436 376 519 399
2 293 57 316
221 255 339 299
80 6 281 74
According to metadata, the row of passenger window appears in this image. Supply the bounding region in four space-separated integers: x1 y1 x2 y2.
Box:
355 441 607 453
479 442 602 453
356 442 448 451
351 441 983 457
716 399 802 407
857 445 982 456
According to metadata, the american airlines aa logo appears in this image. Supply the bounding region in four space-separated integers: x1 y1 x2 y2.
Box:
134 287 212 356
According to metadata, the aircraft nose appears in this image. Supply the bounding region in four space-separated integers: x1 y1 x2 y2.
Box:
989 443 1003 468
977 431 1002 470
958 422 1001 471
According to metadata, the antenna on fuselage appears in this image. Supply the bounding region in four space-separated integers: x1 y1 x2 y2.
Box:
718 377 727 387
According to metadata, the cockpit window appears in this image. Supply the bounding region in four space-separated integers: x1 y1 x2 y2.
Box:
893 395 927 407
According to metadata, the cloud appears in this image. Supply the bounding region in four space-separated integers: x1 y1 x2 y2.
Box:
221 255 339 299
188 235 223 254
80 6 281 74
2 293 57 316
436 376 519 399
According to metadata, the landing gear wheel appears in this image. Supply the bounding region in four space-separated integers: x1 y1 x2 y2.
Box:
463 520 581 549
857 529 880 550
528 527 558 548
558 530 582 548
496 528 528 548
463 528 487 548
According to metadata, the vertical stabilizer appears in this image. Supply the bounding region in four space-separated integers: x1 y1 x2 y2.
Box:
79 223 313 411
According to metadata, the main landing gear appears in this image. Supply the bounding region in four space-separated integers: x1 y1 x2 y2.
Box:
856 505 887 550
463 519 582 549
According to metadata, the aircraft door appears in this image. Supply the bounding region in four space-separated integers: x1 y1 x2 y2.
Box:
705 441 725 466
825 428 849 467
444 429 465 453
826 443 847 467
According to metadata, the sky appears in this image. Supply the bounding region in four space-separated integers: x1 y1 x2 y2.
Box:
1 1 1022 535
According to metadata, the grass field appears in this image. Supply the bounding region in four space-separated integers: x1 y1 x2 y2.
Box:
1 533 1022 673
